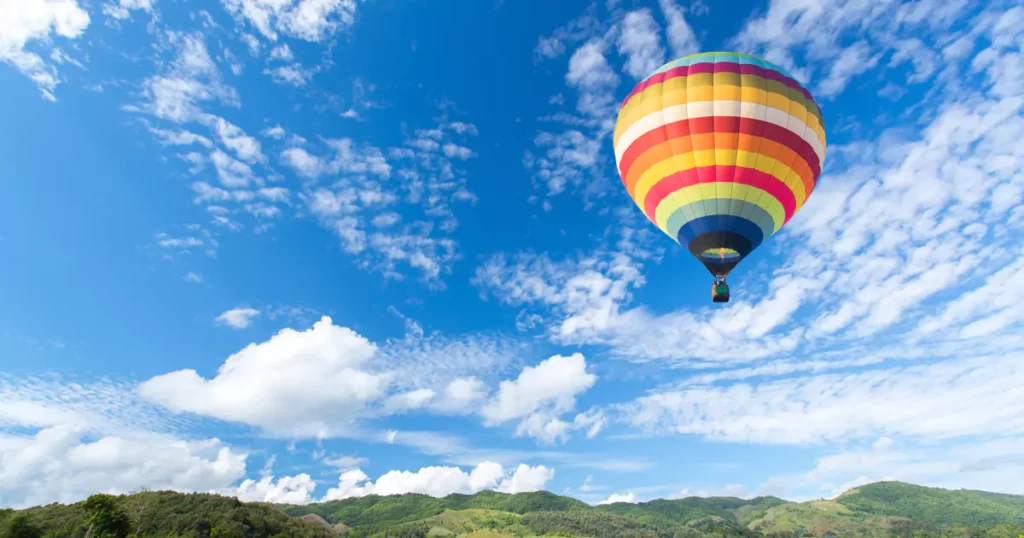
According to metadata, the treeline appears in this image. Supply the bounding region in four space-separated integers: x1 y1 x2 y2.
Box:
594 497 788 529
520 510 762 538
0 492 333 538
281 490 590 533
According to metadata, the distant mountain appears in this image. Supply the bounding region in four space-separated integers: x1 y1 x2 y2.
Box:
4 480 1024 538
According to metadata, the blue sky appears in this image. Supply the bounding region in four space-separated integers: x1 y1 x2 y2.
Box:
2 0 1024 509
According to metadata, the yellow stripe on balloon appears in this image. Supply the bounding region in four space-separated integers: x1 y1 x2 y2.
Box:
629 149 808 212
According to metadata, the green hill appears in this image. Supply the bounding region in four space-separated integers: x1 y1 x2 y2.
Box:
594 496 788 528
280 490 591 536
746 481 1024 537
4 481 1024 538
835 481 1024 528
0 491 334 538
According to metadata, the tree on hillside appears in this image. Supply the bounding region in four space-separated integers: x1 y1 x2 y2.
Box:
83 494 130 538
1 514 42 538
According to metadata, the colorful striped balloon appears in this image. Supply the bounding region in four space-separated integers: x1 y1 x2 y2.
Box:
613 52 826 278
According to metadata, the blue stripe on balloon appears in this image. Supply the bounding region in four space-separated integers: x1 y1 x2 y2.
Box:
676 215 765 252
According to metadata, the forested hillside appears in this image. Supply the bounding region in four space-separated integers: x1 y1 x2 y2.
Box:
4 481 1024 538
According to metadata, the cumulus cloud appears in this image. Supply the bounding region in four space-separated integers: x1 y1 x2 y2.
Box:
0 426 247 508
235 473 317 504
323 461 554 500
483 354 595 423
482 353 598 444
140 316 390 437
597 492 637 505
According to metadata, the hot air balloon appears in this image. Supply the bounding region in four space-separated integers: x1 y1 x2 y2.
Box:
613 52 826 303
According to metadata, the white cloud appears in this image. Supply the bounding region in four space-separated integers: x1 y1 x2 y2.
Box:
215 307 261 329
235 473 316 504
210 149 256 188
221 0 361 43
383 388 436 414
259 186 290 203
917 256 1024 339
269 43 294 61
625 351 1024 445
184 272 203 283
495 463 556 493
103 0 152 20
0 374 195 436
729 0 978 95
0 0 90 101
153 230 219 258
323 454 367 470
441 142 474 160
760 435 1024 500
535 36 565 60
214 117 266 163
579 475 603 492
473 244 650 344
481 353 598 444
433 376 487 414
282 137 390 180
527 20 622 205
323 461 553 500
817 40 881 98
617 9 664 80
263 63 315 86
262 124 286 139
529 129 605 198
285 119 477 284
140 316 390 437
565 39 619 117
597 492 637 505
282 147 322 178
483 353 595 424
381 331 525 392
0 426 247 509
658 0 699 58
137 34 239 124
150 127 214 148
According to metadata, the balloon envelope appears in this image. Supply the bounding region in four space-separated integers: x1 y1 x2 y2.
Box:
613 52 826 277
